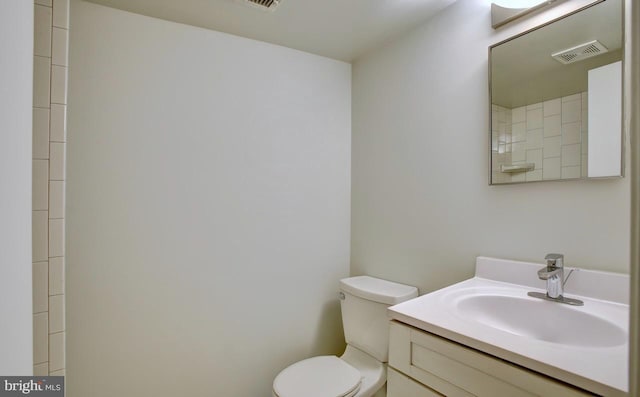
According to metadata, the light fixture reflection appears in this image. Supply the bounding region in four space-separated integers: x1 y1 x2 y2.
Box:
491 0 557 29
492 0 548 8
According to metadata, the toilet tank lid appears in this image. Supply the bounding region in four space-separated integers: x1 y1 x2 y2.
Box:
340 276 418 305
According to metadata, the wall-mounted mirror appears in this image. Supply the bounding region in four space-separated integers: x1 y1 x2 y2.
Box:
489 0 623 185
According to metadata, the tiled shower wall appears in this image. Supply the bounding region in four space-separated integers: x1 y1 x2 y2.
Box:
491 105 513 184
492 92 588 184
33 0 68 376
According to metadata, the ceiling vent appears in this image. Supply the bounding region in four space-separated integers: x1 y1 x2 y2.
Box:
240 0 282 11
551 40 609 64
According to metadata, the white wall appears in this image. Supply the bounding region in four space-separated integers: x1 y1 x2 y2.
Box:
0 0 34 375
352 0 630 294
67 2 351 396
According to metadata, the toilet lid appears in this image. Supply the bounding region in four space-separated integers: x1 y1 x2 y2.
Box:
273 356 362 397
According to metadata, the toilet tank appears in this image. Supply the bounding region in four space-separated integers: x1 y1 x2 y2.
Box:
339 276 418 362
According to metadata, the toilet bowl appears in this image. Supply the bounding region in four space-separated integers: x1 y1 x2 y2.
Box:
273 276 418 397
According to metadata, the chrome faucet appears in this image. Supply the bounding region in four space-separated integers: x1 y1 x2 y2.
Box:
528 253 583 306
538 253 564 297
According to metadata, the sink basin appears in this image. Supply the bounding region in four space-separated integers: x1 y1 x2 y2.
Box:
387 257 630 395
454 293 627 347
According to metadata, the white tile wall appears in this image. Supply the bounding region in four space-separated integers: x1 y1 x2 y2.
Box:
33 313 48 364
562 122 581 145
510 167 526 183
52 0 69 29
543 114 561 137
491 91 588 184
543 136 561 158
49 181 65 219
525 129 543 149
512 122 526 142
562 144 581 167
562 93 581 103
49 257 64 296
51 28 68 66
49 219 65 258
543 98 561 116
50 65 67 104
34 5 52 58
33 160 49 211
33 108 50 159
49 332 65 371
33 262 48 313
49 295 65 333
526 169 542 182
491 105 512 183
562 166 582 180
50 369 65 376
512 106 525 123
50 104 66 142
49 142 65 180
526 108 543 130
32 0 68 375
543 157 562 180
32 210 48 262
512 142 526 162
526 149 543 170
561 99 581 123
33 56 51 108
34 362 49 376
526 102 542 110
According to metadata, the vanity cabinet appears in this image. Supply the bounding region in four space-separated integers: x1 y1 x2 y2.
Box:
387 321 595 397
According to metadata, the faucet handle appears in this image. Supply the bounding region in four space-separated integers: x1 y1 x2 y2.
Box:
544 253 564 268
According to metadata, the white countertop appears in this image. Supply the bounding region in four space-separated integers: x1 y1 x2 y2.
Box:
388 256 629 396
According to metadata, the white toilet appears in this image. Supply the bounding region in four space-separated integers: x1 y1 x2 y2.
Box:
273 276 418 397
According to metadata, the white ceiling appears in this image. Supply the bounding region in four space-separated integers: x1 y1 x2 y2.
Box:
84 0 457 62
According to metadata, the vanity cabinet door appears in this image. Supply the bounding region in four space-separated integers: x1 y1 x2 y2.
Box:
387 367 443 397
388 321 595 397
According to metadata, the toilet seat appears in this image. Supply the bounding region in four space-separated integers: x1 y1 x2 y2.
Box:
273 356 362 397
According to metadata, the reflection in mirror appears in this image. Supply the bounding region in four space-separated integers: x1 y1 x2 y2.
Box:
490 0 623 185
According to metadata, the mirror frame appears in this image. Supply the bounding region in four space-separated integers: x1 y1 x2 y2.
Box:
488 0 625 185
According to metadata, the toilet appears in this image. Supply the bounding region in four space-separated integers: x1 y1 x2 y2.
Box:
273 276 418 397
